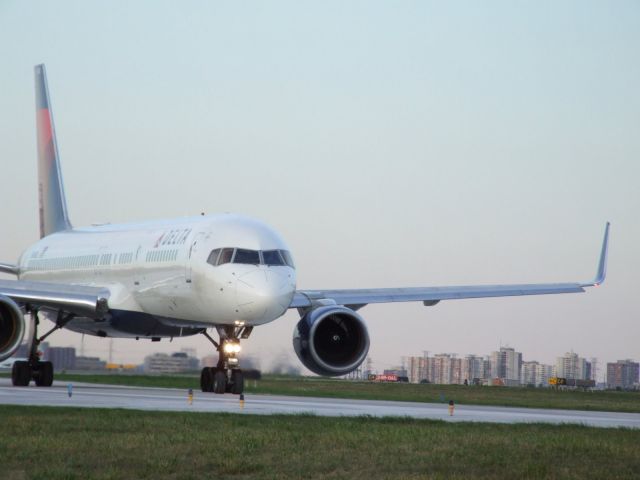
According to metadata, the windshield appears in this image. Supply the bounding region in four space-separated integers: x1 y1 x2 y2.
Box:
233 249 260 265
262 250 285 266
206 248 294 267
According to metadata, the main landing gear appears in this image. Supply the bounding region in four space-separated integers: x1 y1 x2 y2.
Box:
12 309 73 387
200 324 252 395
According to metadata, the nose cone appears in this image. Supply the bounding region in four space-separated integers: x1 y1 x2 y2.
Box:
235 268 295 323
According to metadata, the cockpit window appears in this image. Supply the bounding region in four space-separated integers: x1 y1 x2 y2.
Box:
280 250 295 268
217 248 235 265
233 248 260 265
207 247 295 268
262 250 285 266
207 249 221 266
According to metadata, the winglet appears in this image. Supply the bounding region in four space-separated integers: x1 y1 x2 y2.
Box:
582 222 610 287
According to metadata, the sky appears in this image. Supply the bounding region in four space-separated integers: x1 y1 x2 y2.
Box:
0 1 638 376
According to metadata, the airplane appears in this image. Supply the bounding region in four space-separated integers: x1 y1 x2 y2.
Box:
0 64 610 395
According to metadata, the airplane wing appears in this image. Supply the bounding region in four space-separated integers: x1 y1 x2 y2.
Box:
0 279 110 318
0 263 19 275
290 222 610 310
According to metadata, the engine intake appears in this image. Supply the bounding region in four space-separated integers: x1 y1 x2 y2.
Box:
0 295 25 362
293 305 369 376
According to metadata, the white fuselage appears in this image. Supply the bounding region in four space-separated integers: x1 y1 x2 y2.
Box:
17 214 297 337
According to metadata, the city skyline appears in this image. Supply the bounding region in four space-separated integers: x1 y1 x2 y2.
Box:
0 2 638 374
22 341 638 388
398 348 630 386
31 335 636 383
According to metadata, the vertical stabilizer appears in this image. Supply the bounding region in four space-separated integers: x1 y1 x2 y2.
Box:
35 64 72 238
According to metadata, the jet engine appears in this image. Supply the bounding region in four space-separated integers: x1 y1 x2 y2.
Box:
0 295 26 362
293 305 370 376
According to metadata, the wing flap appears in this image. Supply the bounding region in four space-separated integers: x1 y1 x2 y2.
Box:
0 279 110 318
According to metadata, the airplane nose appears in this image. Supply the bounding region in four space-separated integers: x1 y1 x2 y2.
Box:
235 269 295 322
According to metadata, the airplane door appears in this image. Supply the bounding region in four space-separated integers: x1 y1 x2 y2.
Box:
186 232 205 283
133 245 143 286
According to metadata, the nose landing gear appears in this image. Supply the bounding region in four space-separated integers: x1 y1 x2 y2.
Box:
200 324 252 395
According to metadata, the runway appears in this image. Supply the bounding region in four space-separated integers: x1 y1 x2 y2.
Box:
1 378 639 428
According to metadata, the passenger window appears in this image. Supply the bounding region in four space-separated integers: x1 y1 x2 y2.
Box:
280 250 295 268
262 250 285 266
233 249 260 265
217 248 235 265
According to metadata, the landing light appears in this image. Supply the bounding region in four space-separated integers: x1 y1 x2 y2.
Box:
223 343 241 354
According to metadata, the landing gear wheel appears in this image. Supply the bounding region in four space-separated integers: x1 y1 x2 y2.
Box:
34 361 54 387
200 367 213 392
231 369 244 395
213 369 227 394
11 361 31 387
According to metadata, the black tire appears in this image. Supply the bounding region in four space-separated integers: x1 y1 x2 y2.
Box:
231 369 244 395
200 367 213 392
213 370 227 394
10 362 20 386
18 361 31 386
11 361 31 387
37 361 54 387
34 363 44 387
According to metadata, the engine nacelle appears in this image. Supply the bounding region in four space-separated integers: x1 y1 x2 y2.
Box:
293 305 370 376
0 295 26 362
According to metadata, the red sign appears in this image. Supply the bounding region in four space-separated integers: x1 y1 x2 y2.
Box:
369 374 398 382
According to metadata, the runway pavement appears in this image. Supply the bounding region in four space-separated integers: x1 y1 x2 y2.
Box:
1 378 639 428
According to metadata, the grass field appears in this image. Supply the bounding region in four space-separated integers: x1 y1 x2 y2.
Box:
4 371 638 414
1 405 639 480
